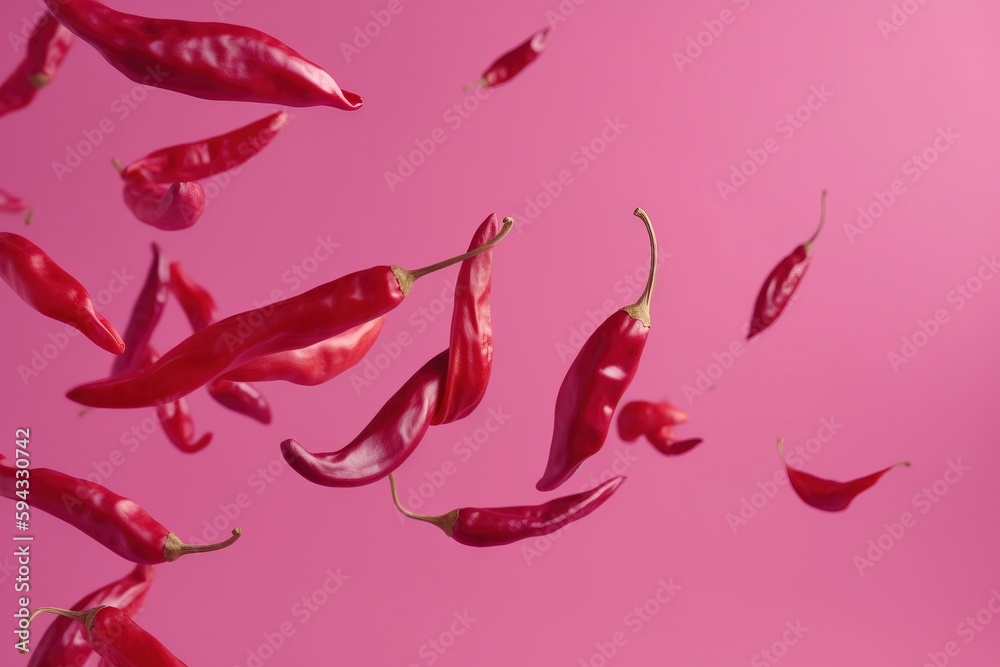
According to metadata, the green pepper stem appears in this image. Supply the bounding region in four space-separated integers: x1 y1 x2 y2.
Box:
389 474 458 536
163 527 242 561
804 190 828 251
623 207 658 327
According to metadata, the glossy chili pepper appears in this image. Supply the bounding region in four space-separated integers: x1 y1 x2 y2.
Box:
389 474 625 547
167 261 214 330
24 606 187 666
536 208 658 492
646 428 702 457
466 28 549 89
1 187 29 213
616 400 688 442
0 14 72 118
44 0 361 110
67 219 513 409
0 232 124 354
144 347 214 453
747 191 827 340
282 351 448 487
121 112 287 183
0 453 239 562
778 438 911 512
112 243 169 376
221 317 386 385
121 170 206 231
28 564 154 667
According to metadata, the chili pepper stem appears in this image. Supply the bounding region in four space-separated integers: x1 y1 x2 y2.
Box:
21 605 104 651
778 437 911 469
804 190 828 251
462 77 488 91
28 73 51 89
24 209 33 225
162 527 242 561
392 216 513 295
112 157 123 174
622 208 658 327
388 474 458 536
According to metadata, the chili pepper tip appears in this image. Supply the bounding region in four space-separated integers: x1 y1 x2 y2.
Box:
162 527 241 561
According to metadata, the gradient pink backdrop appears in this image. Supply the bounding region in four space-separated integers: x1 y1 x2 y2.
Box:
2 1 999 665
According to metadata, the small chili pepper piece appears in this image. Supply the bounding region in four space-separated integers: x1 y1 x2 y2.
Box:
222 317 386 385
28 564 154 667
536 209 658 491
0 453 239 562
389 474 625 547
282 351 448 487
0 15 72 118
0 232 124 354
646 428 703 457
121 169 206 230
778 438 911 512
143 347 213 453
112 243 169 377
44 0 361 110
747 191 827 340
465 28 549 90
67 219 514 409
23 606 187 666
617 400 688 442
1 187 29 213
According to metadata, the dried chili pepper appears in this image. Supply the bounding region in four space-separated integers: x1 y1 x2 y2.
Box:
28 564 154 667
23 606 187 666
466 28 549 89
120 170 206 231
617 400 688 442
0 453 239 562
44 0 361 110
121 112 287 183
389 474 624 547
0 232 124 354
112 243 169 377
536 208 658 491
67 219 513 409
0 15 72 118
1 187 29 213
747 191 827 340
778 438 911 512
221 317 386 386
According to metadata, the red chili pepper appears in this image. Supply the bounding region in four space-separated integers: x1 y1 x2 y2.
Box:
144 347 213 454
0 14 72 118
28 564 154 667
121 171 206 231
466 28 549 89
1 187 29 213
23 606 187 666
778 438 911 512
167 261 214 330
536 208 658 491
112 243 169 377
389 474 625 547
0 232 124 354
646 428 703 457
221 317 386 386
121 112 288 183
747 191 827 340
617 400 688 442
0 453 239 562
44 0 361 110
67 220 513 409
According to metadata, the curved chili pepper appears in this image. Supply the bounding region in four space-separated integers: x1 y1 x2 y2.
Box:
747 191 827 340
28 564 154 667
112 243 169 377
44 0 361 110
646 428 702 457
121 170 206 230
143 347 213 453
67 219 513 409
0 232 124 354
778 438 911 512
282 351 448 487
221 317 386 385
1 187 29 213
122 112 288 183
23 606 187 666
0 15 72 118
465 28 549 89
389 474 624 547
167 261 214 330
616 400 688 442
536 208 658 492
0 453 239 562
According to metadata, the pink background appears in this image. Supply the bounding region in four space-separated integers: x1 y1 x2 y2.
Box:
2 0 999 665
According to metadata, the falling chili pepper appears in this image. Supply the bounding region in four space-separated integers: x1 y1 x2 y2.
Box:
120 170 206 231
536 208 658 492
0 14 72 119
747 191 827 340
1 187 29 213
0 232 124 354
465 28 549 90
0 453 240 562
44 0 361 110
389 474 625 547
112 243 169 377
67 219 514 409
777 438 911 512
617 400 688 442
23 605 187 666
28 564 154 667
144 347 213 453
646 428 703 457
